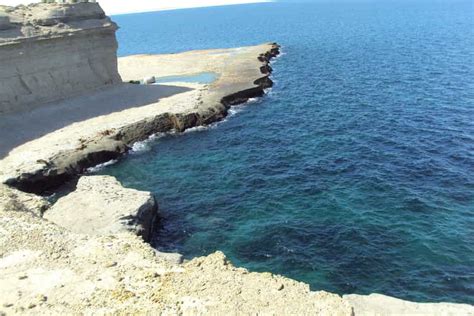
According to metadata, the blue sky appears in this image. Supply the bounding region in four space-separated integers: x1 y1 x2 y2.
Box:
2 0 273 15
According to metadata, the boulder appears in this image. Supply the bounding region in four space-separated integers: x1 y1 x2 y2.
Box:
144 76 156 84
44 175 157 241
155 250 184 264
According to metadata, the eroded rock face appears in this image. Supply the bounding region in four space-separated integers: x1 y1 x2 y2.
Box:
44 175 157 241
0 3 122 114
0 14 12 30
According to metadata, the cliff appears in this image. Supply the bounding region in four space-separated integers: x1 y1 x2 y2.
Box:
0 3 121 114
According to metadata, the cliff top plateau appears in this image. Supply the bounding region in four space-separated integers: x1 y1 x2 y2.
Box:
0 2 115 45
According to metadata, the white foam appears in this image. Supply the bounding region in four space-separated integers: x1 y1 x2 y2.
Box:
272 48 285 62
228 107 241 116
92 93 268 164
183 125 209 134
130 133 166 154
86 159 118 173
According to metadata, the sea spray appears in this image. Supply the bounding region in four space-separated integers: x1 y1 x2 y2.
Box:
130 133 167 154
86 159 118 173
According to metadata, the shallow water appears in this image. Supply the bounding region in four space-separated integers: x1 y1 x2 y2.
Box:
103 1 474 303
153 72 218 84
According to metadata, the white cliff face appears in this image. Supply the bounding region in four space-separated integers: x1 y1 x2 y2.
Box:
0 3 122 114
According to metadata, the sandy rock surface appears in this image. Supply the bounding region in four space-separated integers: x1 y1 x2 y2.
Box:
2 185 474 315
44 175 158 241
344 293 474 316
0 198 351 315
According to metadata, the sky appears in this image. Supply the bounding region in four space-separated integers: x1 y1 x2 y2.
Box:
2 0 272 15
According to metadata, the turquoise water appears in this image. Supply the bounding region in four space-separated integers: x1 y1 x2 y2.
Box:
153 72 218 84
104 1 474 303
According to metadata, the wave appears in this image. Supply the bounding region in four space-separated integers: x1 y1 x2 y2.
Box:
271 47 285 64
183 125 210 134
86 159 118 173
130 132 167 153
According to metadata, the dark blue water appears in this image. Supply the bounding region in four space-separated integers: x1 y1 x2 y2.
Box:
103 1 474 304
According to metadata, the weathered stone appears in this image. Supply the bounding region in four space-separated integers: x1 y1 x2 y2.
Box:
0 3 121 115
0 184 50 217
154 250 184 265
343 293 474 316
44 175 157 241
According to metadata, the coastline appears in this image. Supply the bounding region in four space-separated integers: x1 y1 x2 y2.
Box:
1 43 473 314
0 43 280 194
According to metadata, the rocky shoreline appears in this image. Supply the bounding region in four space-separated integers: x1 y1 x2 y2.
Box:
1 44 473 315
4 44 281 196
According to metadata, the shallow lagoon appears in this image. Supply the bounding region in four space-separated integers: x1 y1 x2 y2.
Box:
153 72 218 84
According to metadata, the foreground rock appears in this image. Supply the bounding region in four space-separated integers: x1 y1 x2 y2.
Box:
344 294 474 315
44 176 157 241
1 199 473 315
0 200 350 315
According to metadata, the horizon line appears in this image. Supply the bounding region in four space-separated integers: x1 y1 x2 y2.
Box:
1 0 274 16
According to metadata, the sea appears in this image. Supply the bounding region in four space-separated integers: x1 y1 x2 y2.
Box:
98 0 474 304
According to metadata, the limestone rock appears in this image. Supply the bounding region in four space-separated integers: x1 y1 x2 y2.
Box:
0 3 122 115
30 2 106 26
156 251 353 315
154 250 184 265
0 184 50 217
44 175 157 240
343 293 474 316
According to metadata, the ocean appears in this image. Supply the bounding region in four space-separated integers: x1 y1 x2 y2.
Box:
100 0 474 304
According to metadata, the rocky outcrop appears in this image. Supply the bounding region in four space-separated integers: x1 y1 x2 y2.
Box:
0 3 121 114
0 204 355 315
2 204 472 315
0 183 50 217
44 175 158 241
3 44 281 194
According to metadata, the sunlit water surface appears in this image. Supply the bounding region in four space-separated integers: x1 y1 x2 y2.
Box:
100 0 474 303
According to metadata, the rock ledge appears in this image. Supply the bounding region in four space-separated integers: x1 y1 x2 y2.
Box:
44 175 157 241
